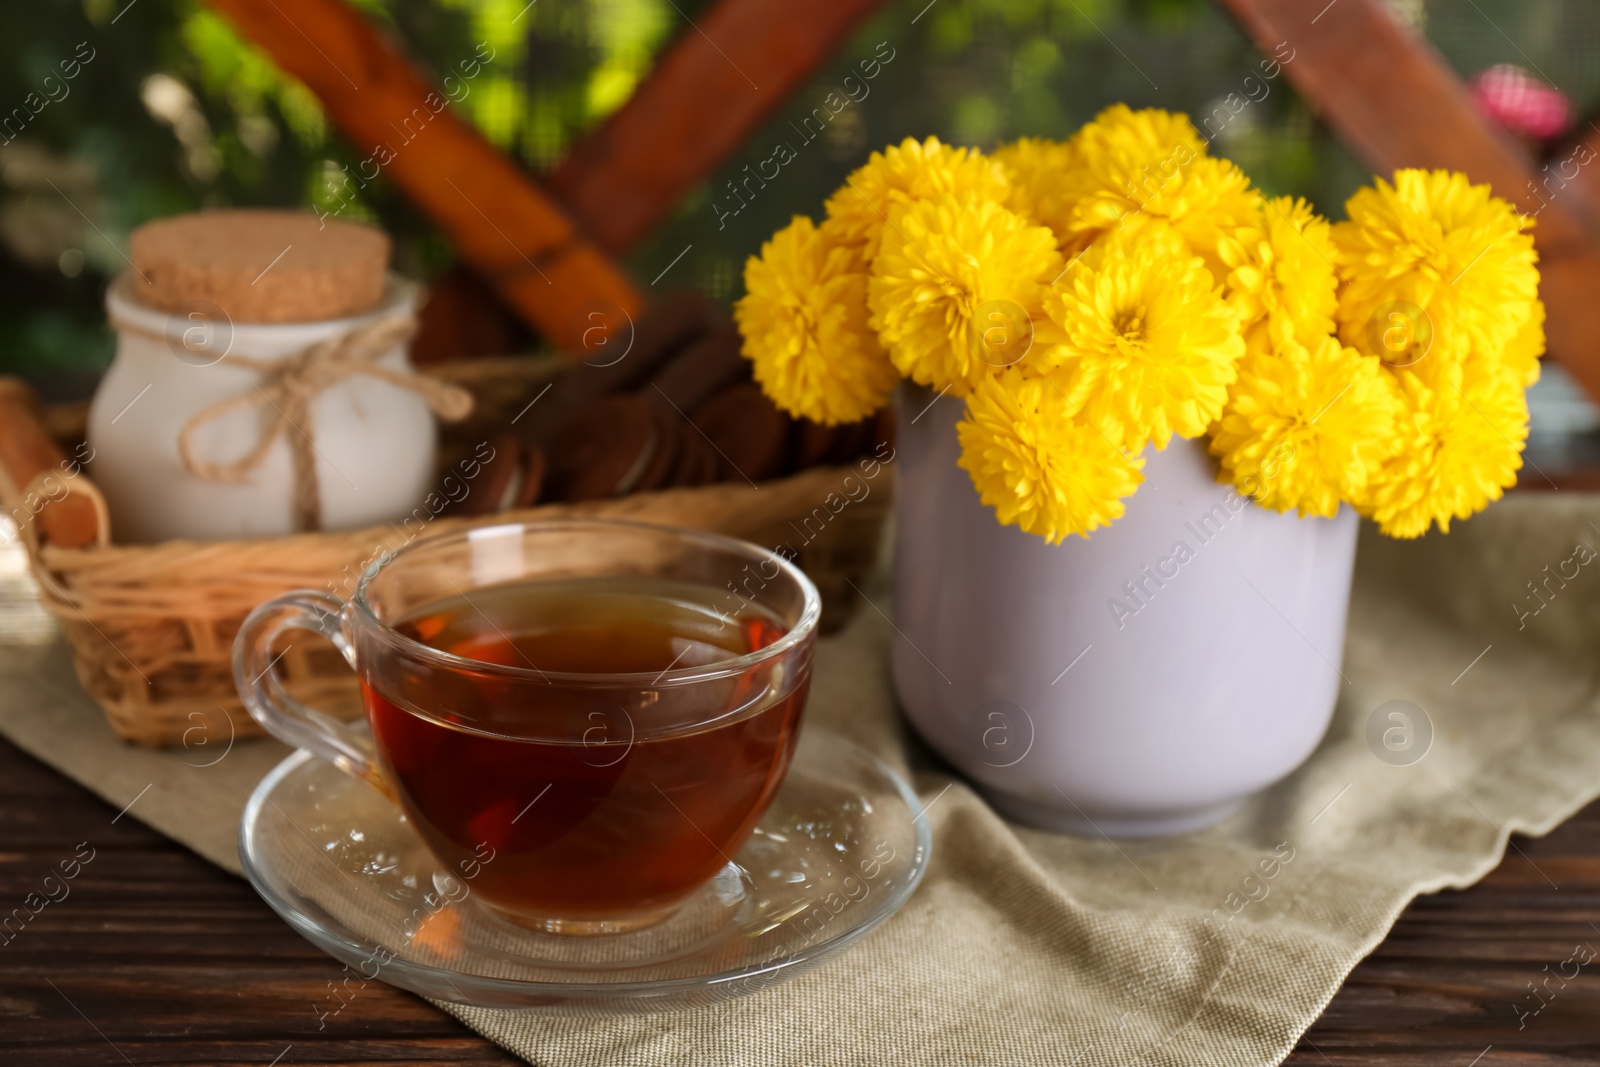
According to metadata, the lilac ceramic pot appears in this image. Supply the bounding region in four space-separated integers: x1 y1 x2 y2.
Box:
892 387 1358 837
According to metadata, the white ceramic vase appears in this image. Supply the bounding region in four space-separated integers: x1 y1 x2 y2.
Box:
892 387 1358 837
89 276 436 542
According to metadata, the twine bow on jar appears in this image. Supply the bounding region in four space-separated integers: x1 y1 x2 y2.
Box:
174 315 473 532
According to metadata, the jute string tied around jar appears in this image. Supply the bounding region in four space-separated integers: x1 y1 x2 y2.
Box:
114 313 474 532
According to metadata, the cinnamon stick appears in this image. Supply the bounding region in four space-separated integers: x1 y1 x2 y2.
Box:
0 379 100 549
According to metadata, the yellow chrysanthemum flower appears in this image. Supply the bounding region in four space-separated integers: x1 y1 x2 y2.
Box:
823 136 1009 261
1332 169 1539 367
734 215 898 425
1035 225 1244 454
868 194 1063 397
1209 332 1400 518
1498 296 1546 388
1362 359 1528 538
957 368 1143 543
993 137 1078 234
1218 196 1339 348
1052 105 1263 274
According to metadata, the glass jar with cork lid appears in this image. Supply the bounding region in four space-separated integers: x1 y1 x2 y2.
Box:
88 210 470 542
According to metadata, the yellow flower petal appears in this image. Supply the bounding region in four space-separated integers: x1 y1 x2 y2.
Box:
1219 196 1339 349
867 194 1062 397
1209 332 1401 518
823 136 1009 262
1498 295 1546 388
1036 224 1244 453
734 215 898 425
957 368 1143 543
993 136 1079 233
1363 356 1528 538
1332 169 1539 372
1051 105 1263 277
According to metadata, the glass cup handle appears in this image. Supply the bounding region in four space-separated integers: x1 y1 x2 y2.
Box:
232 590 386 793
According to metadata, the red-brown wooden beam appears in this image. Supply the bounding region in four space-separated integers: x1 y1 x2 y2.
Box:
1216 0 1600 405
1544 121 1600 236
547 0 888 254
204 0 642 352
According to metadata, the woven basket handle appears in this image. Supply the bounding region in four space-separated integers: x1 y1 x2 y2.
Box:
233 590 389 796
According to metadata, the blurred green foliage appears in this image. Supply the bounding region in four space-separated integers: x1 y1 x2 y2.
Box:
3 0 1596 397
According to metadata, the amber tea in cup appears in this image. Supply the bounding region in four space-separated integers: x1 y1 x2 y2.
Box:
235 520 820 934
365 577 802 927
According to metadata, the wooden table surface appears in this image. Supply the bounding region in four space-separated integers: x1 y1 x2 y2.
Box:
3 736 1598 1066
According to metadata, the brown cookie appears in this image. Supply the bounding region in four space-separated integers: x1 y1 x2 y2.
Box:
668 428 719 488
688 431 724 485
871 403 897 459
624 289 723 373
631 405 683 494
515 443 547 507
793 419 840 471
459 434 523 516
518 292 719 447
827 418 876 466
692 383 789 485
647 324 749 416
549 395 659 501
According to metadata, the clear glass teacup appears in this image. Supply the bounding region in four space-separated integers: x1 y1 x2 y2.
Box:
234 519 820 934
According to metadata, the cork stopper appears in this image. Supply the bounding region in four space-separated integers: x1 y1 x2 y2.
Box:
128 209 391 323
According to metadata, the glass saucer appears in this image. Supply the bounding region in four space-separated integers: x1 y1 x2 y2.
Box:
238 728 930 1012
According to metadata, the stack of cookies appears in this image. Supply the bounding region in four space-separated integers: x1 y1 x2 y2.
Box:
461 291 891 515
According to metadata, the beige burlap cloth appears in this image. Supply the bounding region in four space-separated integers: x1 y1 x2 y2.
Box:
4 494 1600 1066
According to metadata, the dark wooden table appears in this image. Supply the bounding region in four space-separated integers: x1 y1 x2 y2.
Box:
3 737 1598 1066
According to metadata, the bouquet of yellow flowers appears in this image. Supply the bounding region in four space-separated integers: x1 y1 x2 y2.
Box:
734 105 1541 542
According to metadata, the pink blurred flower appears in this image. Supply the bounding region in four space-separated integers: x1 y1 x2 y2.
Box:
1473 64 1573 141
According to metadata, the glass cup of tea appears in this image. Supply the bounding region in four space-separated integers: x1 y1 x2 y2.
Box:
233 519 820 935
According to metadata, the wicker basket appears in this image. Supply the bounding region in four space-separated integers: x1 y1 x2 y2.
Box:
4 357 890 747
